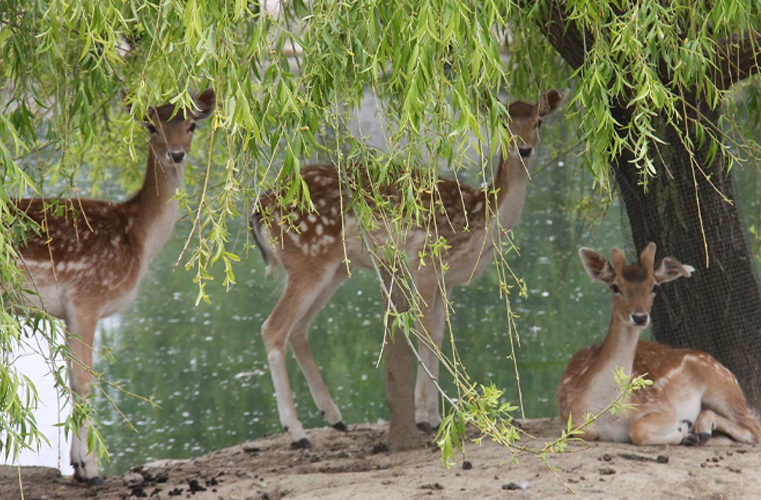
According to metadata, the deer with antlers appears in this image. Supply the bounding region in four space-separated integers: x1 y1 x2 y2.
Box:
10 89 215 484
559 243 761 445
251 90 567 447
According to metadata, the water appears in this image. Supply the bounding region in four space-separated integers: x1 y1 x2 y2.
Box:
8 336 71 473
92 158 761 475
84 150 625 474
9 105 761 477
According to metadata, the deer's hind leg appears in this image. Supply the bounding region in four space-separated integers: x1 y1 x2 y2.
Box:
287 265 349 432
261 261 343 448
692 409 758 445
414 269 450 432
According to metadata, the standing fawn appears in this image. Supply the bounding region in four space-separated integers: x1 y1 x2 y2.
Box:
11 89 215 484
251 90 567 447
559 243 761 445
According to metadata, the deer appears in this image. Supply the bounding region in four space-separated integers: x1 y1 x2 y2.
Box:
251 89 567 447
10 89 215 484
559 242 761 446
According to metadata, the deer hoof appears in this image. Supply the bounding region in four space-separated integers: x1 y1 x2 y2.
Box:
291 438 311 449
681 433 701 446
88 476 105 487
698 432 711 445
332 422 348 432
416 422 434 434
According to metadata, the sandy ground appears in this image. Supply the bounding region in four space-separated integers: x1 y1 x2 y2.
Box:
1 418 758 500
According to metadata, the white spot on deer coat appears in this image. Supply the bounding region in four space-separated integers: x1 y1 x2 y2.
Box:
287 231 302 246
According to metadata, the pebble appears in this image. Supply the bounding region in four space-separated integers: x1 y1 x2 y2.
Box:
501 482 529 490
421 483 445 490
123 472 144 487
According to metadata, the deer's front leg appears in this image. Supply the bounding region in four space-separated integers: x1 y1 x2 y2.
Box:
262 269 337 448
65 306 102 486
629 410 687 446
287 266 348 431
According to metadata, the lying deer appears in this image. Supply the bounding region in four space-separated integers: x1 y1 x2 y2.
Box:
251 90 567 447
11 89 215 484
559 243 761 445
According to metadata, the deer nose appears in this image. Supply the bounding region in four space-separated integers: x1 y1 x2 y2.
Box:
518 146 533 158
169 151 186 163
631 313 649 327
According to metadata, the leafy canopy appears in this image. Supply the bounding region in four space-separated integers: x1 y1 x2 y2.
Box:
1 0 760 464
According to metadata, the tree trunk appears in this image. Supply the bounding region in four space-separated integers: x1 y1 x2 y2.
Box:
382 271 418 451
536 1 761 412
614 105 761 410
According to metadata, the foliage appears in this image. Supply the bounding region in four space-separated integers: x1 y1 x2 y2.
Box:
436 368 652 477
1 0 760 473
554 0 761 187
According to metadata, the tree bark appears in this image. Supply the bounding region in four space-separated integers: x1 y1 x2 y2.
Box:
537 1 761 409
614 106 761 410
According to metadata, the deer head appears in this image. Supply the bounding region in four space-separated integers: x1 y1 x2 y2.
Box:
505 89 567 160
579 242 695 328
123 88 215 171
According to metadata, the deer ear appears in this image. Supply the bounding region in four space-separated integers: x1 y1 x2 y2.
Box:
654 257 694 284
193 88 216 120
579 248 614 285
538 89 568 117
639 242 656 268
121 90 153 124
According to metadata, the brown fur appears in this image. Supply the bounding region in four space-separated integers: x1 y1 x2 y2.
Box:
10 89 215 483
251 90 568 445
559 244 761 446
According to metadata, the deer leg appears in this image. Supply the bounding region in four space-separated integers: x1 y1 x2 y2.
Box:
414 278 449 431
425 286 450 429
288 266 348 431
64 306 103 485
629 410 689 445
261 267 338 448
693 409 757 444
578 427 599 442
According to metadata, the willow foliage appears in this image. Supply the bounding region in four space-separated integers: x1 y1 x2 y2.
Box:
1 0 760 464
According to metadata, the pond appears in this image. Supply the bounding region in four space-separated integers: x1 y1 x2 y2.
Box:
90 159 624 474
8 102 761 477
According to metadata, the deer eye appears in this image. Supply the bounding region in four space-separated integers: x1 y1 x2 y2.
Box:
147 124 158 134
189 123 197 133
535 120 542 129
610 284 621 294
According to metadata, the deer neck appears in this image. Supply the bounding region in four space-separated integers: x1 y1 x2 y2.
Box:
491 153 531 230
591 312 642 392
124 149 183 265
